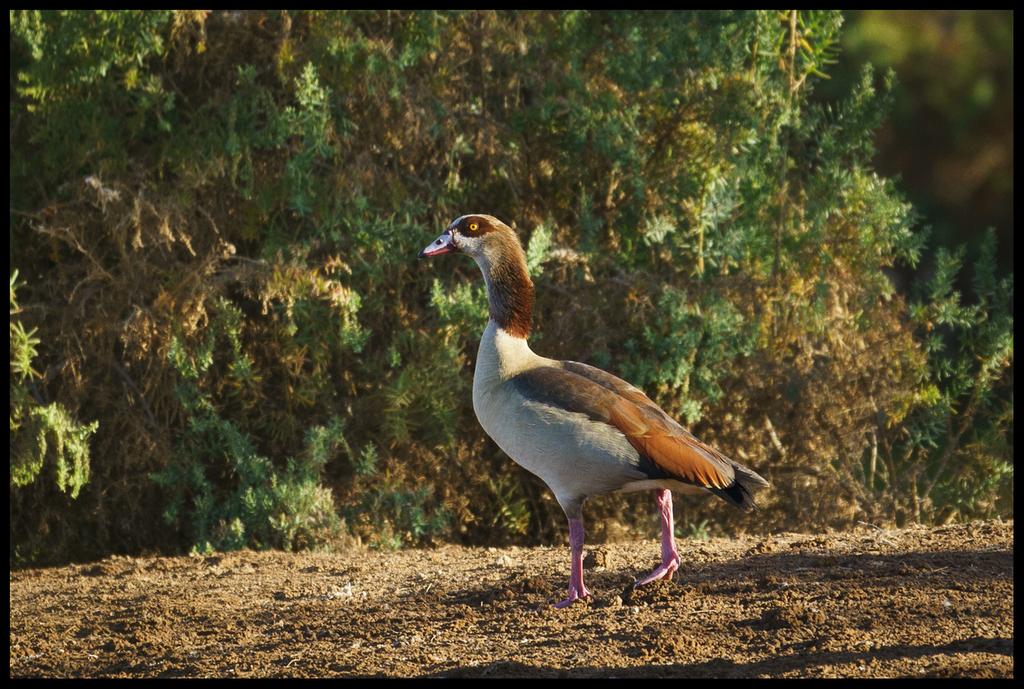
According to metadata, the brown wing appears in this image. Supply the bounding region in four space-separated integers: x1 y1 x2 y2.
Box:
562 360 663 411
512 363 735 490
562 361 740 484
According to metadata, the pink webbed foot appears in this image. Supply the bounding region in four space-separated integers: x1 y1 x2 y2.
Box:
554 582 592 608
554 516 591 608
634 551 681 587
634 488 681 588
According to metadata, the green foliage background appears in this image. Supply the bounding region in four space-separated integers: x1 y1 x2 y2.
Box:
9 10 1013 566
817 10 1013 282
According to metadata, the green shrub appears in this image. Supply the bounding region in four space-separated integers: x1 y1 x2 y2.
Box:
152 298 344 552
10 271 98 564
9 11 1012 564
9 270 97 498
882 230 1014 524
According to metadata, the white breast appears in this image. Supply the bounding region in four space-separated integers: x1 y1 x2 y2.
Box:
472 321 647 508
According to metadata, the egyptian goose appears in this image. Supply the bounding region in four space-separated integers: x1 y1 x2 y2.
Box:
420 214 769 608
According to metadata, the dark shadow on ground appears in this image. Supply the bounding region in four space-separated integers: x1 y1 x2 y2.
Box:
425 546 1012 609
423 636 1013 678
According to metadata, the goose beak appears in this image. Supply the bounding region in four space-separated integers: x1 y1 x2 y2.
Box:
419 231 456 258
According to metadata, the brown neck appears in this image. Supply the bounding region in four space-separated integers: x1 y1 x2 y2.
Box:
480 241 533 339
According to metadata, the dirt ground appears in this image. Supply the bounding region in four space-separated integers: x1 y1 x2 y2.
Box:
9 519 1013 678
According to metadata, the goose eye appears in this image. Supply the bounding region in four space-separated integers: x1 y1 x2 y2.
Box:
468 222 479 232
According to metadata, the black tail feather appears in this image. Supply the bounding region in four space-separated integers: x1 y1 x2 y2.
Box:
712 464 769 512
711 481 758 511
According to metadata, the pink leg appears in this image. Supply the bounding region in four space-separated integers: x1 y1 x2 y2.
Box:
635 489 682 587
554 517 591 608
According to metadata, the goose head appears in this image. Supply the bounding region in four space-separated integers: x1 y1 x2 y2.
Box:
418 214 520 262
420 213 534 338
